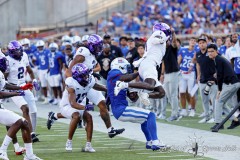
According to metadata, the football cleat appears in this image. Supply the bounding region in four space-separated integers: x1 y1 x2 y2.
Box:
14 146 26 155
23 154 42 160
31 133 40 143
47 111 57 130
151 141 168 151
84 143 96 152
146 141 152 149
65 140 72 152
0 150 9 160
108 127 125 138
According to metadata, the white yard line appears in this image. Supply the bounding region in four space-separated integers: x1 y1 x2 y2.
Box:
149 155 187 158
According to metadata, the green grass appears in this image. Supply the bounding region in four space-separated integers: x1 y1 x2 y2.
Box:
0 118 213 160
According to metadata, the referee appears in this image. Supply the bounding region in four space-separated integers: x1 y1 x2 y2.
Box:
207 44 240 130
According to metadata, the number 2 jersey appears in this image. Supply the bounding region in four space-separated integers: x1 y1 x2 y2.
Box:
6 52 29 85
59 75 95 107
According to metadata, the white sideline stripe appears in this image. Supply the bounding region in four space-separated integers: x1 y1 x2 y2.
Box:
149 155 187 158
124 149 146 151
94 139 134 143
136 152 166 155
173 158 206 160
104 142 141 146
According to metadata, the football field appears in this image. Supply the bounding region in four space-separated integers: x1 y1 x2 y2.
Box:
0 101 240 160
0 118 210 160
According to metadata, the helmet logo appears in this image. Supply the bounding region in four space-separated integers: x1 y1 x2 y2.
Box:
88 36 98 43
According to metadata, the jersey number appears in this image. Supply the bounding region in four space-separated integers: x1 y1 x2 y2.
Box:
49 58 54 68
182 59 191 68
18 67 24 79
76 93 87 103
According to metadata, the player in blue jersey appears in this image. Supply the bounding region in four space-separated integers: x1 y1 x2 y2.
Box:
178 37 196 117
108 57 167 151
20 38 37 69
34 40 50 104
48 42 64 105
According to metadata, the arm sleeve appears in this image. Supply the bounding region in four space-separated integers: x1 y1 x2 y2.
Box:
65 77 75 89
217 60 223 91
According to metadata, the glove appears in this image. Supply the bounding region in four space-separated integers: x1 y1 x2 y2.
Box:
85 104 94 111
92 73 102 80
20 83 33 90
114 81 129 96
33 79 40 91
138 91 150 106
133 58 144 68
16 90 25 96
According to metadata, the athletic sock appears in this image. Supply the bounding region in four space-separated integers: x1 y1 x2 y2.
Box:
1 135 12 151
31 112 37 132
24 143 33 157
147 112 158 141
141 120 151 141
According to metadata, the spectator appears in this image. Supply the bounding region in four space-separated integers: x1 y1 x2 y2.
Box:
119 36 129 58
97 43 116 86
125 37 139 68
103 35 123 57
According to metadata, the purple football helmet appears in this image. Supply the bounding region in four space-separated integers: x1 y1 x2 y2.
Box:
0 57 8 73
72 63 91 87
87 34 103 55
152 23 172 39
8 40 23 60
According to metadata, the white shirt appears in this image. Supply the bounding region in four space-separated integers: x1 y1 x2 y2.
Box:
6 52 29 85
59 76 95 107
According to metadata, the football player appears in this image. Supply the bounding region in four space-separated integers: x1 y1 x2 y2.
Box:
109 57 167 151
133 23 172 103
64 34 125 138
177 37 197 117
34 40 50 104
47 63 107 152
48 42 63 105
5 40 41 142
0 57 42 160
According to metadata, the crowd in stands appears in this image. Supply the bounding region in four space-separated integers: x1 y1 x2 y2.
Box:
98 0 240 37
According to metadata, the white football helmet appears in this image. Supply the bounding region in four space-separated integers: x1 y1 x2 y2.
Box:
72 36 81 44
20 38 30 46
49 42 58 52
61 35 71 43
82 35 89 42
111 57 132 74
36 40 45 47
20 38 31 50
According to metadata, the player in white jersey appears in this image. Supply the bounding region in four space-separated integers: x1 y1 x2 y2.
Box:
64 34 125 138
47 63 108 152
0 57 42 160
133 23 172 102
5 40 41 143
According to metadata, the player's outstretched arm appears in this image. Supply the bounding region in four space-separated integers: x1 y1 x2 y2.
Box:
128 82 155 91
119 72 139 82
0 91 22 99
93 83 107 92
